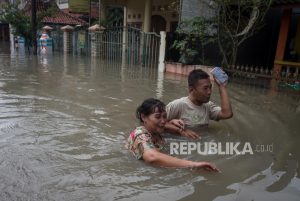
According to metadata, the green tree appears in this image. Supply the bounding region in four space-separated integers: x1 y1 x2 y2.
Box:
106 7 123 27
0 1 57 51
172 17 215 64
211 0 273 67
171 0 272 66
0 2 31 41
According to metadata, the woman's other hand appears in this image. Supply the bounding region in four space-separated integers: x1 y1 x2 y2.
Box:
192 162 220 172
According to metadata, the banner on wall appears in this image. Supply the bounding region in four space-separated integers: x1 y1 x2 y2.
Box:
78 31 85 49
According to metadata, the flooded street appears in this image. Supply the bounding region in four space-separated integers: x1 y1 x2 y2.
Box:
1 42 300 201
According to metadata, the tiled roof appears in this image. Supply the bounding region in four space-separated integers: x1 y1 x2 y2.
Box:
24 0 88 26
42 10 88 26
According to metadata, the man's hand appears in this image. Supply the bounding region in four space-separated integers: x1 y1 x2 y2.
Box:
213 76 228 87
165 120 200 140
169 119 185 130
180 129 200 140
211 71 233 120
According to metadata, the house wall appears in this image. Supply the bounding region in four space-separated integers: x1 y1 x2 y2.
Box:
152 0 179 32
56 0 68 9
126 0 144 28
181 0 214 20
126 0 179 32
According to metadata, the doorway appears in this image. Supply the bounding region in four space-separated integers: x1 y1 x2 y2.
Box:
151 15 166 34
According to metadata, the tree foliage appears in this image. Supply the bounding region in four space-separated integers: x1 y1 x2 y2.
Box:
172 17 216 64
105 7 124 27
0 1 57 44
172 0 272 66
211 0 273 67
0 3 31 40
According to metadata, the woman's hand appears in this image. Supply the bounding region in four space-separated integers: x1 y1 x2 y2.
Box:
192 162 220 172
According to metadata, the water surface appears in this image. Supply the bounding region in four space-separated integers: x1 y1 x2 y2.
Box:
0 42 300 201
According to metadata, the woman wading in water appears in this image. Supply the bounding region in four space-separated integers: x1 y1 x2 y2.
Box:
126 98 219 171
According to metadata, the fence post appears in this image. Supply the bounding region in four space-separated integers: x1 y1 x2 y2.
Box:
158 31 166 72
88 24 105 57
139 32 145 65
89 24 98 57
61 25 74 53
122 26 128 66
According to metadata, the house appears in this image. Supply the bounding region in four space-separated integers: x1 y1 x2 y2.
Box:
271 0 300 76
57 0 99 25
55 0 180 33
174 0 300 71
23 0 88 27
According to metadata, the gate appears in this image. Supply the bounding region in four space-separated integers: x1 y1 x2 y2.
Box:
51 29 63 52
92 26 161 67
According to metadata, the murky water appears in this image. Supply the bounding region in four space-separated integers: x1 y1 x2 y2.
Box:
1 42 300 201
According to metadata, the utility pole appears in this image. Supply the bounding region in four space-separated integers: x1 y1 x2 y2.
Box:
89 0 91 26
31 0 37 55
99 0 101 25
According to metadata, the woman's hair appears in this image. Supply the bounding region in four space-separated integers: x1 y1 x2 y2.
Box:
136 98 166 123
188 69 209 87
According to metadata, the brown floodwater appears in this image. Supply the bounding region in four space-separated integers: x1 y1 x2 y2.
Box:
0 42 300 201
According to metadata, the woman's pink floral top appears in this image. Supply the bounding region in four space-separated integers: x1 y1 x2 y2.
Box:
126 126 166 160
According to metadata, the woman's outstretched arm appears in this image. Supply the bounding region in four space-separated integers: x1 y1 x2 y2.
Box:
142 148 219 172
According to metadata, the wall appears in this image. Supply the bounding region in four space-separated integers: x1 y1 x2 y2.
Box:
181 0 214 20
152 0 179 32
126 0 144 29
126 0 179 32
56 0 69 9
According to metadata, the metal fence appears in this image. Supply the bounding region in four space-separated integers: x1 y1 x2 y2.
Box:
49 26 161 68
92 26 161 67
51 29 64 52
224 64 300 82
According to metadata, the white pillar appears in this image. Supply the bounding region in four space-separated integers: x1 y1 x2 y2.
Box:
122 6 128 74
158 31 166 72
156 71 164 99
143 0 152 32
88 24 102 57
122 6 128 66
9 24 14 51
61 25 74 53
99 0 101 25
123 6 127 27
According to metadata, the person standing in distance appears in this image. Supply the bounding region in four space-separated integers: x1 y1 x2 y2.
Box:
165 69 233 139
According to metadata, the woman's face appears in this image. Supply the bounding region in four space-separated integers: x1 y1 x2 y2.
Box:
142 107 167 135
